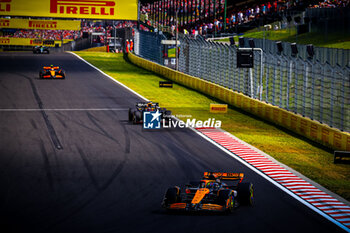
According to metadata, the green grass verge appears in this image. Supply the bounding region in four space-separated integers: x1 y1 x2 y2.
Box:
82 46 107 52
74 51 350 201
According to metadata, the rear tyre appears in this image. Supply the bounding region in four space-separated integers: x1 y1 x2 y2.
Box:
128 108 135 122
133 111 142 124
39 71 43 79
60 70 66 79
164 110 171 117
164 110 172 122
237 182 254 206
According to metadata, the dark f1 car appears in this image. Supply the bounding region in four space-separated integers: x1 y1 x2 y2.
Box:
128 102 171 124
33 46 50 54
162 172 254 213
39 65 65 79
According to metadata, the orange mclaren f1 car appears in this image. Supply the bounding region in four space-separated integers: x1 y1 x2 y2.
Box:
162 172 254 213
39 65 65 79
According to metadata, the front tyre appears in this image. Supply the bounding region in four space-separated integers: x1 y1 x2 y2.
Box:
163 187 180 207
226 195 235 213
218 189 235 213
133 111 142 124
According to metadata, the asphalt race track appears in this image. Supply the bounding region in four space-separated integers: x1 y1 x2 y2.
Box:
0 52 345 233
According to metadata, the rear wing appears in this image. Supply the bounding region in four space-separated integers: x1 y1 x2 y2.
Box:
203 172 244 181
136 102 159 107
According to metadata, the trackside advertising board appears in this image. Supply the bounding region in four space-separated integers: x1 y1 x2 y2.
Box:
0 18 81 30
0 37 72 46
0 0 137 20
210 103 228 113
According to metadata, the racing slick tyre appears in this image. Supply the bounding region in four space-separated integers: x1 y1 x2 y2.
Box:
164 187 180 205
133 111 142 124
237 182 254 206
164 110 172 118
60 70 66 79
218 189 235 213
128 108 136 122
163 110 172 123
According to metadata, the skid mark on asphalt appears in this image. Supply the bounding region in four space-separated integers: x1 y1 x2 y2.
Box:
86 111 123 148
120 122 131 154
56 111 130 191
30 119 38 130
196 127 350 230
16 73 62 150
39 140 54 191
75 114 130 191
55 111 115 139
103 109 131 154
77 147 100 191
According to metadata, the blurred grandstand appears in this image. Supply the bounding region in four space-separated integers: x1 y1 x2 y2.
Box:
139 0 349 37
139 0 309 35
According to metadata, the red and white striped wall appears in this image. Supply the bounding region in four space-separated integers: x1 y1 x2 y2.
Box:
195 127 350 231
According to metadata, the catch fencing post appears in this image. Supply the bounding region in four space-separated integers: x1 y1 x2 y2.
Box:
293 59 298 113
330 66 335 127
237 48 264 99
249 65 254 98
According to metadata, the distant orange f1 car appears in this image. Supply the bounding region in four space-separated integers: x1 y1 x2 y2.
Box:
39 65 65 79
162 172 254 213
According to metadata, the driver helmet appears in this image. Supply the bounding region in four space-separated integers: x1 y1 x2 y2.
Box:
206 182 216 189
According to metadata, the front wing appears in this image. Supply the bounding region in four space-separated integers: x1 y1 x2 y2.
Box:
165 202 225 212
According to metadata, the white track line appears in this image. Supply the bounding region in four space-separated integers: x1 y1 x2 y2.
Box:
70 52 350 233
